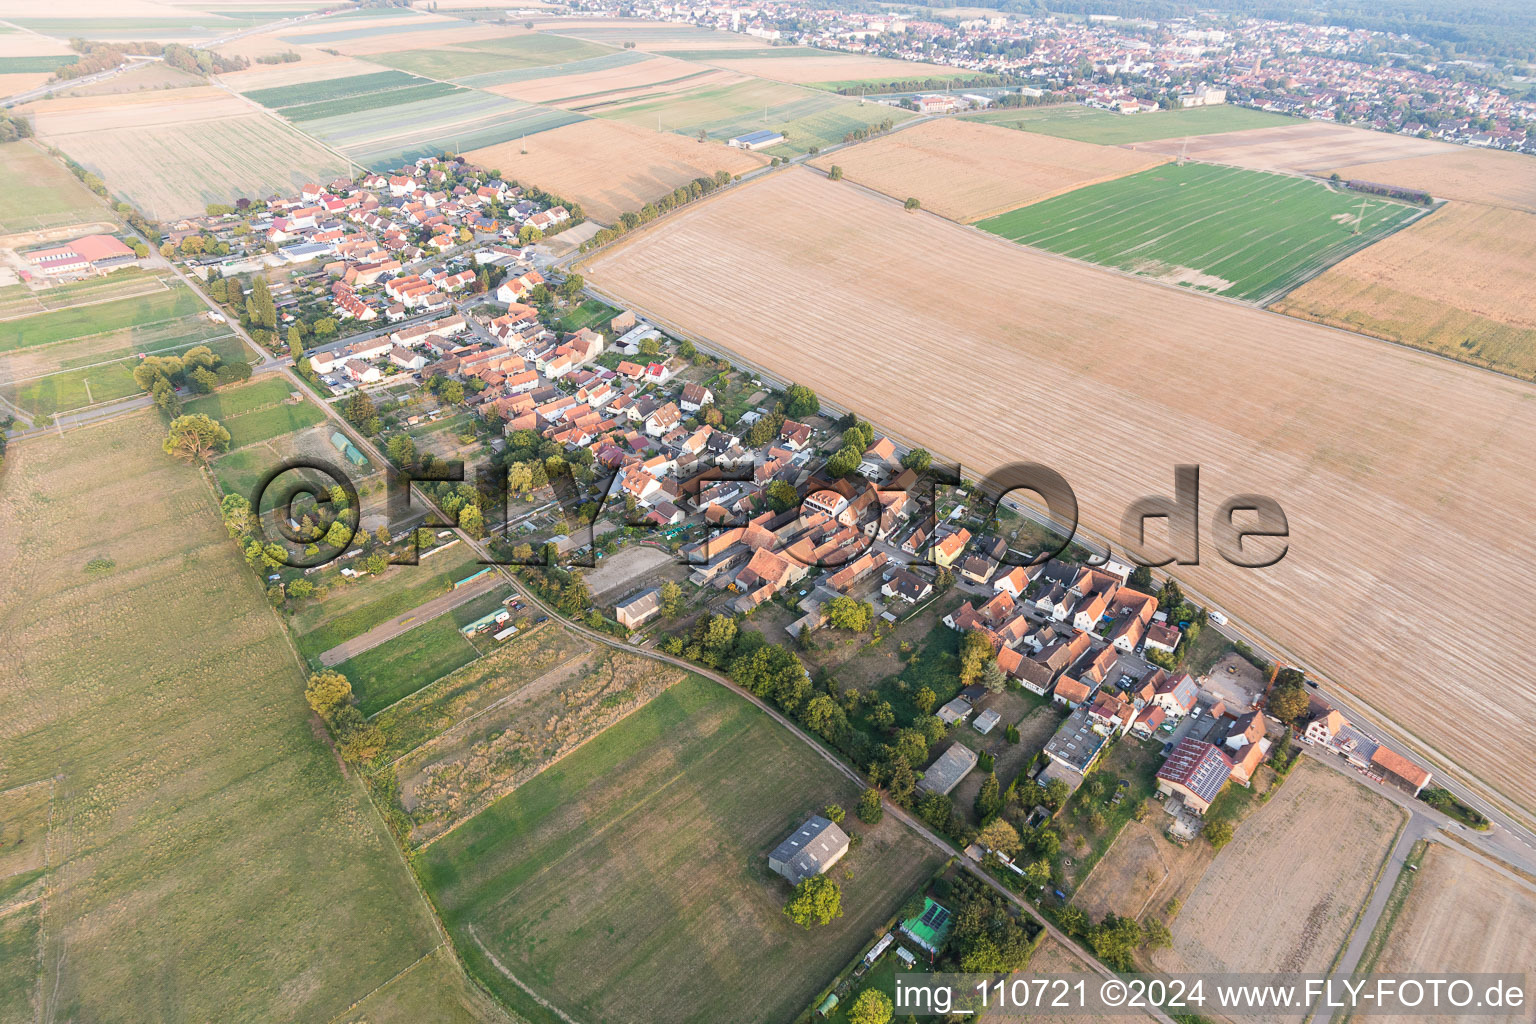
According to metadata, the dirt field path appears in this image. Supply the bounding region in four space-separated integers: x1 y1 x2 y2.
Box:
318 573 501 667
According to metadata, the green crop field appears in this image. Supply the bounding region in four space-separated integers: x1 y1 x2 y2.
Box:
219 398 329 448
417 674 946 1024
371 32 617 82
0 412 449 1022
280 81 464 120
454 48 651 89
1 334 246 419
241 68 426 108
182 375 294 420
593 78 914 154
965 102 1301 145
0 54 78 72
977 162 1424 303
0 141 109 233
0 285 204 352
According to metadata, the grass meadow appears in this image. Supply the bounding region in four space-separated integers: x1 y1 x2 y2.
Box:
0 411 450 1022
0 141 106 233
977 162 1424 302
418 674 946 1024
0 284 204 352
965 103 1301 145
183 377 327 447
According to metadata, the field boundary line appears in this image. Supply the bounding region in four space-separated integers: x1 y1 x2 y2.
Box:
466 925 586 1024
322 942 445 1024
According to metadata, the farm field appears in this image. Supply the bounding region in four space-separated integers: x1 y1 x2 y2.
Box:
966 102 1302 144
416 674 946 1024
0 312 229 398
0 333 247 420
181 376 328 446
591 76 916 155
1272 201 1536 380
0 141 108 234
481 52 732 107
1363 843 1536 1021
690 49 962 87
337 585 512 714
1330 145 1536 213
1123 119 1454 176
466 117 765 225
810 117 1167 222
296 86 583 170
240 67 462 119
976 162 1424 302
524 18 774 52
28 91 351 218
0 283 204 352
989 938 1160 1024
1148 761 1403 988
0 411 457 1023
581 167 1536 822
368 31 617 81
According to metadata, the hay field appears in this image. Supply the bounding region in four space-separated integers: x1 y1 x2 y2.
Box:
965 103 1300 145
467 117 765 224
809 118 1167 222
0 411 450 1022
1124 119 1453 175
1367 844 1536 1017
0 141 106 233
417 674 947 1024
1273 201 1536 380
977 162 1424 302
1149 762 1403 986
583 167 1536 821
28 90 350 218
1331 146 1536 213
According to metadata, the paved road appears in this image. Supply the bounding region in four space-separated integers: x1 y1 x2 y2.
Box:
318 568 499 667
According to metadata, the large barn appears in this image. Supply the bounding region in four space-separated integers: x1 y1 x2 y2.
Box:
768 815 849 885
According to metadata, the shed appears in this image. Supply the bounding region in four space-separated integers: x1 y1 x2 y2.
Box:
936 695 972 725
973 708 1002 735
768 815 850 885
918 742 979 796
615 586 663 629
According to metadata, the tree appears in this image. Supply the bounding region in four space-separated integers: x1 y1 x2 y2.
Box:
904 197 921 211
958 629 993 687
764 478 800 512
162 414 230 462
900 447 931 472
1143 917 1173 950
857 787 883 824
846 988 892 1024
824 803 845 824
977 817 1021 856
638 335 661 358
1042 776 1070 812
825 596 873 632
558 273 584 300
1203 819 1235 850
1089 913 1143 971
827 164 844 181
825 443 862 478
305 670 352 718
981 658 1008 694
151 377 180 415
247 275 276 330
659 580 683 617
219 493 253 539
913 685 937 714
323 519 353 551
1268 684 1308 724
386 432 417 467
783 875 842 928
975 772 1003 822
782 383 819 419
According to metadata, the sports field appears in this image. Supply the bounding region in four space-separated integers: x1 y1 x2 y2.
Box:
0 411 466 1022
581 167 1536 823
977 162 1424 302
0 141 107 233
417 674 946 1024
1273 201 1536 379
965 102 1302 145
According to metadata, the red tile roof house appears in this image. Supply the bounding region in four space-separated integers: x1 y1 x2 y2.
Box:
1156 738 1234 814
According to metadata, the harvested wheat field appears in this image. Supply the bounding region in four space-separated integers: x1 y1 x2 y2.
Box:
467 118 765 224
28 89 350 219
584 168 1536 821
810 118 1167 222
1125 120 1451 175
488 54 738 107
1333 146 1536 212
1367 844 1536 1023
1273 201 1536 380
1149 762 1403 999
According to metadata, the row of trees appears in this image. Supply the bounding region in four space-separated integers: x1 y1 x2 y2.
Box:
133 343 249 415
578 171 736 253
